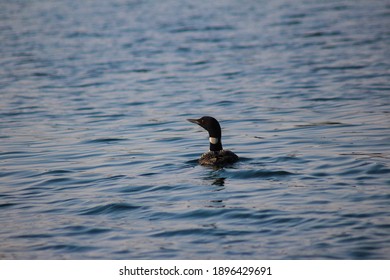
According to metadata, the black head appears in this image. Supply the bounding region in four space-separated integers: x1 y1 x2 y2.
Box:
187 116 223 151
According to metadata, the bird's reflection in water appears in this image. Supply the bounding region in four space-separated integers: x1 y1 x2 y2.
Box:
212 177 225 187
204 173 226 190
208 199 225 208
203 173 226 208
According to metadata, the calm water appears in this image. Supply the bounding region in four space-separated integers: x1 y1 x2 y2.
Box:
1 0 390 259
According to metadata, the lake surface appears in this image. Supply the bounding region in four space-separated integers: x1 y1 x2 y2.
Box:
0 0 389 259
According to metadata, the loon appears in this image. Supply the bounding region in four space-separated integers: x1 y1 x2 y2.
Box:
187 116 239 167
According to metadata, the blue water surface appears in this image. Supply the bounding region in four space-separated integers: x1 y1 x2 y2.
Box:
0 0 390 259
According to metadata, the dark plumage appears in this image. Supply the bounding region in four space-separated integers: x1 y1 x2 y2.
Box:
187 116 239 166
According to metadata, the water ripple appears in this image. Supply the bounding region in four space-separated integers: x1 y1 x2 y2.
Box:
80 203 145 216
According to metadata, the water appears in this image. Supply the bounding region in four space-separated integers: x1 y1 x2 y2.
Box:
1 0 389 259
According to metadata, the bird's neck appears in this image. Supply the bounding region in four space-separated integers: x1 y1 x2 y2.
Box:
209 137 223 151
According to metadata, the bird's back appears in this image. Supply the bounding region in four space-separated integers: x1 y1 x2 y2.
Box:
199 150 239 167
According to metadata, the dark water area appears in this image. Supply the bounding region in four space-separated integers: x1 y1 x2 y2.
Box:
0 0 389 259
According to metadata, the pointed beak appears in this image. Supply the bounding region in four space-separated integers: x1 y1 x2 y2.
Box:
187 118 200 125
